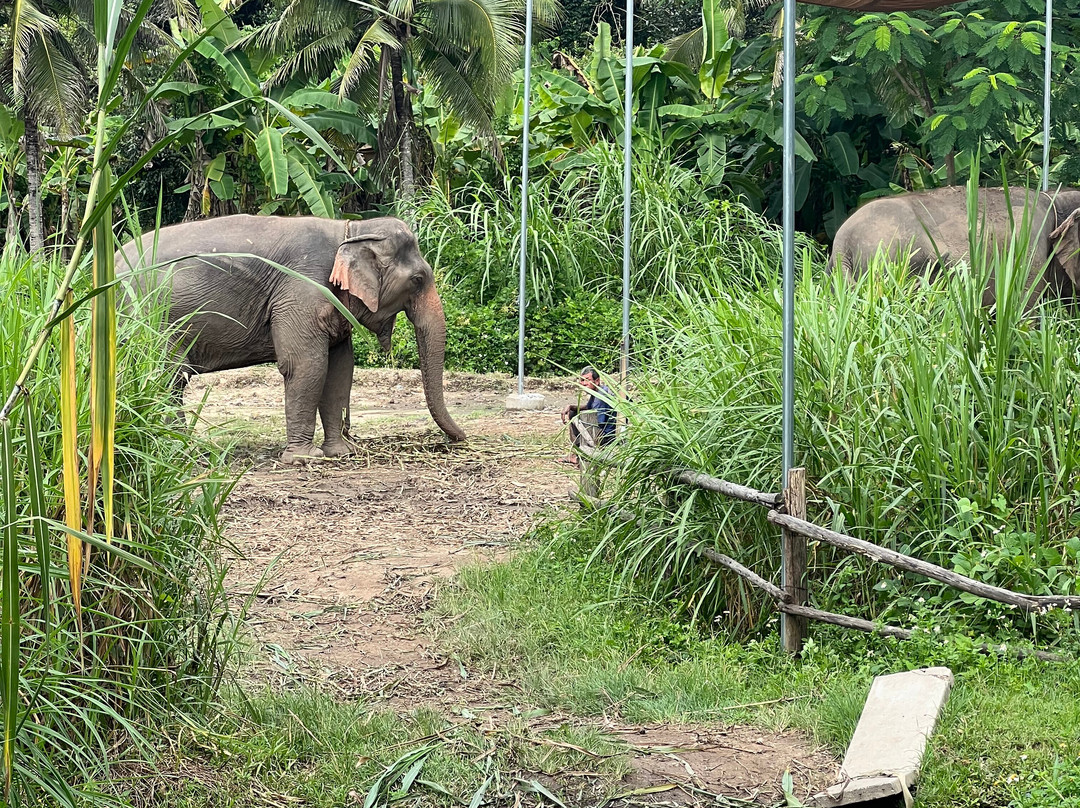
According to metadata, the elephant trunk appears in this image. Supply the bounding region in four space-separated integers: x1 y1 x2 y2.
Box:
408 284 466 442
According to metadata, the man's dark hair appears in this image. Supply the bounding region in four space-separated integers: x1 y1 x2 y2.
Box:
580 366 600 381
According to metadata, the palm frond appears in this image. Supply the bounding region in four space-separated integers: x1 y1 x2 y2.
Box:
412 40 496 145
21 35 85 135
264 25 358 87
339 18 398 99
417 0 523 84
665 26 703 67
9 0 59 99
152 0 200 32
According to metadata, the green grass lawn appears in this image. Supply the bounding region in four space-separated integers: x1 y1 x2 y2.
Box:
431 523 1080 808
130 520 1079 808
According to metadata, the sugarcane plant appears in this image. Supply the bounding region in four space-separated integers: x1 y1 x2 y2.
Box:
0 0 241 800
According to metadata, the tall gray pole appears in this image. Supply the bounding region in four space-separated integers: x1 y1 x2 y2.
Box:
1042 0 1052 191
779 0 798 652
781 0 795 481
621 0 635 383
517 0 534 396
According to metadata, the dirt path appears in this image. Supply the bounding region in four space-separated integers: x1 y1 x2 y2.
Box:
189 367 838 805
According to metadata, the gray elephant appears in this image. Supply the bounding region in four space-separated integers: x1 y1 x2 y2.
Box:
830 186 1080 306
117 215 466 462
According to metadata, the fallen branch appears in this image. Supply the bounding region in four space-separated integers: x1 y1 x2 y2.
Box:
584 498 1068 662
778 603 911 639
574 449 781 507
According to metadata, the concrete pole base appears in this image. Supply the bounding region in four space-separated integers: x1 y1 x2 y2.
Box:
505 393 546 411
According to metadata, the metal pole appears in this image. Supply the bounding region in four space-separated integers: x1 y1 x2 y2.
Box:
1042 0 1052 191
781 0 795 482
621 0 634 383
517 0 534 396
780 0 797 650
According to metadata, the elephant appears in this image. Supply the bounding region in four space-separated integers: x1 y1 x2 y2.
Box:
117 215 466 463
830 185 1080 307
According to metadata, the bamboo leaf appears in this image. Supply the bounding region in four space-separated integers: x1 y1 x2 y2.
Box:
1 419 19 802
89 162 117 545
255 127 289 197
22 403 50 639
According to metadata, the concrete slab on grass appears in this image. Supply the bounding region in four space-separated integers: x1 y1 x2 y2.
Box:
811 667 953 807
812 775 907 807
505 393 546 411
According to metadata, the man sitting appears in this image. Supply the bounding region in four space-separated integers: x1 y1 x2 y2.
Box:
560 366 616 467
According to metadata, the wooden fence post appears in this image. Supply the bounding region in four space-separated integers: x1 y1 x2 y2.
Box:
782 467 807 654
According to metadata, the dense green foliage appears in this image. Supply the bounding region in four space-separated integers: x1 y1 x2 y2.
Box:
0 246 237 805
573 191 1080 654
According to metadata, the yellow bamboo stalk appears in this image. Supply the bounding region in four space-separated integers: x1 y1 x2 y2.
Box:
59 290 83 629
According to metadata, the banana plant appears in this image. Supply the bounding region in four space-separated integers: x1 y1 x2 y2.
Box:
165 18 370 218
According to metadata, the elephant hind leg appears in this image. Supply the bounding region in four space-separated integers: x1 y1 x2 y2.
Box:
318 340 355 458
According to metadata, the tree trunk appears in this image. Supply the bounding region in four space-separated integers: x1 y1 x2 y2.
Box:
4 172 18 249
389 47 416 207
945 150 956 186
24 114 45 253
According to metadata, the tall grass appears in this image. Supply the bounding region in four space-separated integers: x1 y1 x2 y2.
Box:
0 245 238 805
414 142 809 305
582 203 1080 646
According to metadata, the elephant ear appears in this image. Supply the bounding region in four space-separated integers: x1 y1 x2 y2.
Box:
330 234 383 313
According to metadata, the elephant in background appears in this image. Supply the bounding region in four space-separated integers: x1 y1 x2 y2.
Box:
118 215 466 463
830 186 1080 307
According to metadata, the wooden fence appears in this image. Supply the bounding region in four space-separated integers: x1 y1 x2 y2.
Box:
579 448 1077 660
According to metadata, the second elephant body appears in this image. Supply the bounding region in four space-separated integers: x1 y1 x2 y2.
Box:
831 186 1080 306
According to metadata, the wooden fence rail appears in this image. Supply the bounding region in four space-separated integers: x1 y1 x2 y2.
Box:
768 510 1080 613
577 445 1075 657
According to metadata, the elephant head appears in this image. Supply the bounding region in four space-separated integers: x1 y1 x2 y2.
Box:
329 217 467 442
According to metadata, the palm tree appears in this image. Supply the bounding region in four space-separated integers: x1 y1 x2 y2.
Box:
0 0 199 252
0 0 88 253
240 0 560 202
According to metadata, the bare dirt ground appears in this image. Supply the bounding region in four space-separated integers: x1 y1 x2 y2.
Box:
187 367 839 805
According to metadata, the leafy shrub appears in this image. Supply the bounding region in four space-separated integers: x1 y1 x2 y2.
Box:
353 287 633 376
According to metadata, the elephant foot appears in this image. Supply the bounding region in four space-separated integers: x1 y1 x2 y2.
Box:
320 439 355 458
280 445 325 464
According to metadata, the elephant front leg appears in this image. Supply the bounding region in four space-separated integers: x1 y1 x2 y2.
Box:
275 330 330 464
318 340 355 457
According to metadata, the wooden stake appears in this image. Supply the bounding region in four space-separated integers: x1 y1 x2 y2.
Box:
782 467 807 654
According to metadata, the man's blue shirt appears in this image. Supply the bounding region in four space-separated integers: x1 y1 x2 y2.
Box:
587 385 616 445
